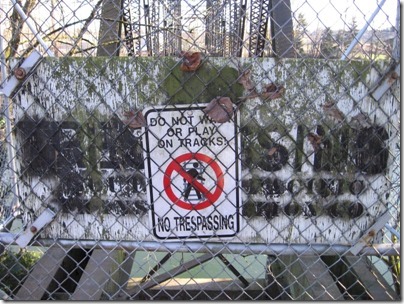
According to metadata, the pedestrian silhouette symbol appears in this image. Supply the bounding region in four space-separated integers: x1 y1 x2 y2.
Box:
183 162 205 200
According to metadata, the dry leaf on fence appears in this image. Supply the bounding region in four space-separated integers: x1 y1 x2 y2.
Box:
203 97 235 123
307 132 323 151
122 110 146 129
261 83 285 100
350 113 372 129
238 69 256 91
179 51 202 72
322 100 345 123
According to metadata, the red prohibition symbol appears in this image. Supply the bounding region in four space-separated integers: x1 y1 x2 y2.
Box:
163 153 224 210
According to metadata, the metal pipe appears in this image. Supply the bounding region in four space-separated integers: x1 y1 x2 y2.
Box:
392 0 400 61
0 234 398 256
0 23 20 214
10 0 54 57
385 224 400 240
217 254 249 287
0 233 16 244
340 0 387 60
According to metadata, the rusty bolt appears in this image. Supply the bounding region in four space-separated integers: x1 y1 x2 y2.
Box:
14 67 27 80
387 71 399 84
30 226 38 233
391 71 399 80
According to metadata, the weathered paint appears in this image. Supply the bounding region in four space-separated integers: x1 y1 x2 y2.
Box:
12 57 399 245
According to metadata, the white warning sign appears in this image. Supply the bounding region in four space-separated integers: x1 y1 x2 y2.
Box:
143 104 241 239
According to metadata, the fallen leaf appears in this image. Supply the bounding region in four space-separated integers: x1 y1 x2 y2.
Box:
203 97 235 123
122 109 146 129
179 51 202 72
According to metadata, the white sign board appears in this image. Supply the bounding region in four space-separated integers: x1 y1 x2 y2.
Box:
143 104 241 239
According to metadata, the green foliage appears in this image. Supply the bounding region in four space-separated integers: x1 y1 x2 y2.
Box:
0 249 42 296
293 13 309 56
163 61 243 104
387 235 401 295
0 117 5 130
320 27 337 59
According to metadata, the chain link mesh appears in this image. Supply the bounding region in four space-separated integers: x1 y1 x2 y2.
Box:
0 0 400 300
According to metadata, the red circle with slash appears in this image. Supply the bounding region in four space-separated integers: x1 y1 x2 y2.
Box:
163 153 224 210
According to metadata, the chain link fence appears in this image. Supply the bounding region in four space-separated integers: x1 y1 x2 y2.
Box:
0 0 400 300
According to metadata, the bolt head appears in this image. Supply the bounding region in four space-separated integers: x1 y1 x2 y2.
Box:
14 67 26 80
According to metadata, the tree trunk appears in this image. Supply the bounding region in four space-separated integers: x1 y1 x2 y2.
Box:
270 0 295 58
97 0 124 56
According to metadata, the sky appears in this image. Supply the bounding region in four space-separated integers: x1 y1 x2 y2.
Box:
0 0 399 52
1 0 398 32
49 0 400 30
290 0 399 31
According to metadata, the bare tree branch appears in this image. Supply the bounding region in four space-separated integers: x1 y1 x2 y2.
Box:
67 0 104 56
19 19 94 57
6 0 37 59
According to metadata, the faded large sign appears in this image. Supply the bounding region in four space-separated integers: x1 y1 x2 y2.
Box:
12 57 399 244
